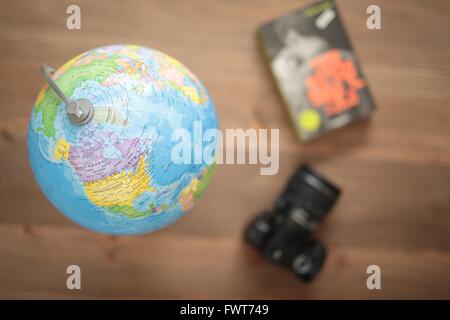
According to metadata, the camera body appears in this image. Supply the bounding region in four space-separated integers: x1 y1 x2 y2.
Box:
244 165 341 281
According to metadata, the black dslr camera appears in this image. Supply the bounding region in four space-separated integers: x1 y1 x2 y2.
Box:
244 165 341 281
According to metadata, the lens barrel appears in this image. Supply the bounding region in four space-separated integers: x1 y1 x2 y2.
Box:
275 165 341 221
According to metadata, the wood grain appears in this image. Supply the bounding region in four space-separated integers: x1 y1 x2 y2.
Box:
0 0 449 299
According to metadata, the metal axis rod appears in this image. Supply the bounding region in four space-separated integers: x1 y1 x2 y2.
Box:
40 64 94 125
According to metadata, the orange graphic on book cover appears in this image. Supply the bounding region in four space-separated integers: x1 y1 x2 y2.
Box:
306 49 366 116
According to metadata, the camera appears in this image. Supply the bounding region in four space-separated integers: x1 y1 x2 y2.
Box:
244 165 341 281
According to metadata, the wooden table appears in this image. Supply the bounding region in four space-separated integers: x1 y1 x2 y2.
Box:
0 0 449 299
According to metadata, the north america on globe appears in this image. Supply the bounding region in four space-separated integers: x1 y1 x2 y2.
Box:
28 44 219 235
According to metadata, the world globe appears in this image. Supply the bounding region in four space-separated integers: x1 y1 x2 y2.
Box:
28 44 219 235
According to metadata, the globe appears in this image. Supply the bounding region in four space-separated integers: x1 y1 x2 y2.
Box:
28 44 219 235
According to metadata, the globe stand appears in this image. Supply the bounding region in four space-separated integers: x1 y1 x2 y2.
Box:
40 64 94 125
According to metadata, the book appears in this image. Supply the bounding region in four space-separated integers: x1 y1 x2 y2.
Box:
258 0 376 142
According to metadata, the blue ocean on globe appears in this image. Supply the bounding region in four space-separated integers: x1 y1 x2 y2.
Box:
28 44 219 235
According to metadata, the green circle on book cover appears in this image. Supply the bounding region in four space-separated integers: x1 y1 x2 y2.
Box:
298 108 321 132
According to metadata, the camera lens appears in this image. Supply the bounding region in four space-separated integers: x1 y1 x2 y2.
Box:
277 165 341 221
